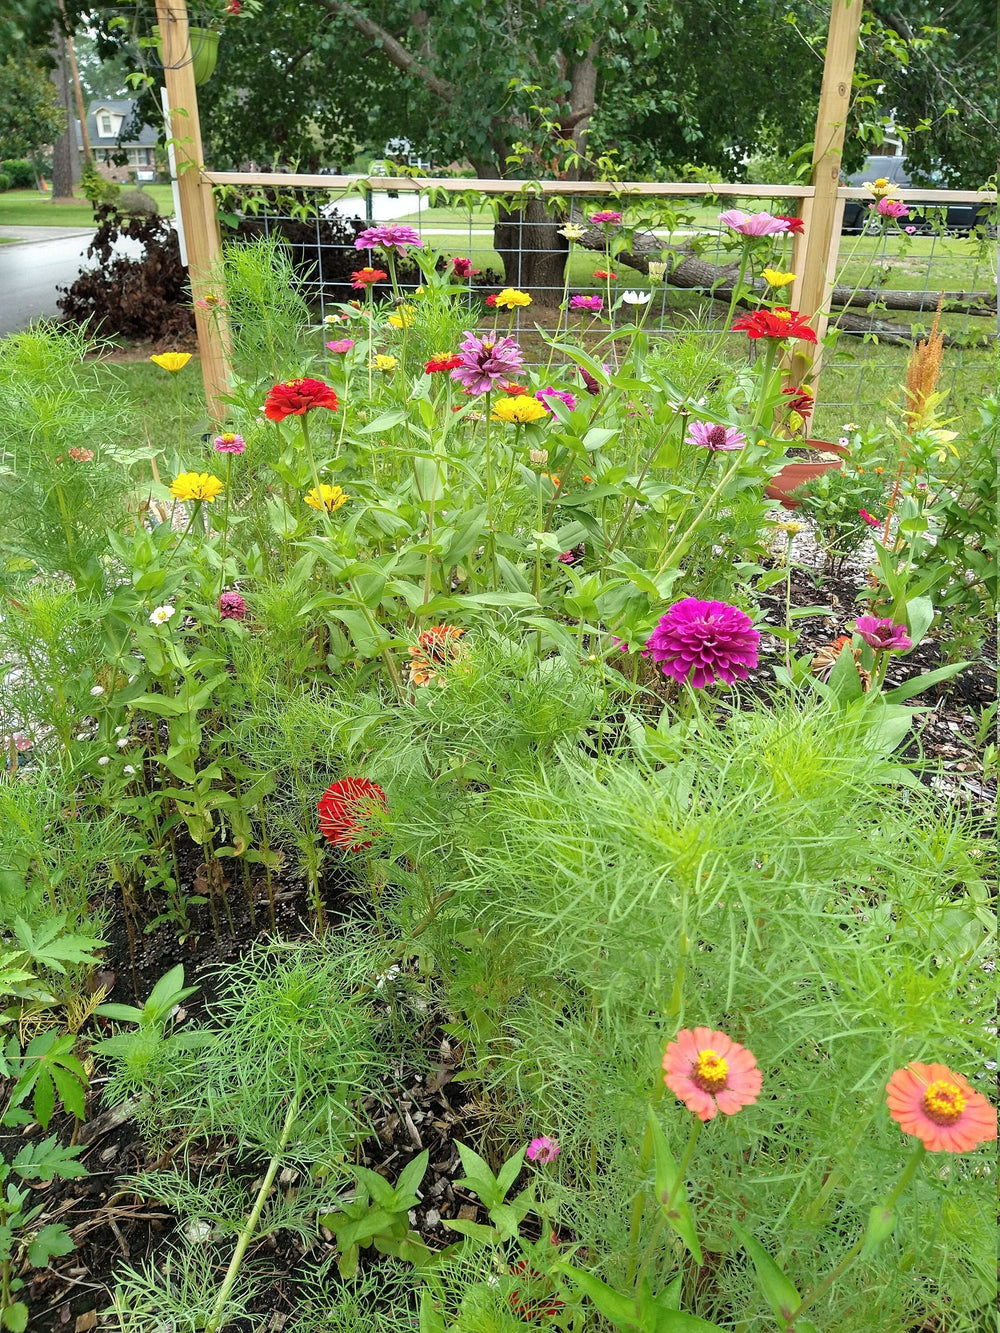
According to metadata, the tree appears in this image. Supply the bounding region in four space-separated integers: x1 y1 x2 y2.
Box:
0 55 65 162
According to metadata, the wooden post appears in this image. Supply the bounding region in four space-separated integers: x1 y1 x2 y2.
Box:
789 0 864 392
154 0 232 421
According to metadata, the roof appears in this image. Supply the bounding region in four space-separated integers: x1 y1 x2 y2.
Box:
74 100 158 151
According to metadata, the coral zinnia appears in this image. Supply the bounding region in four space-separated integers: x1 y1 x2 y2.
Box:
853 615 912 651
663 1027 762 1121
351 267 388 289
407 624 466 687
451 332 524 395
424 354 463 373
780 385 814 418
354 224 422 255
263 378 339 421
887 1062 997 1153
170 471 223 502
592 270 616 280
317 777 387 851
685 421 747 451
305 484 349 512
492 395 548 424
646 598 759 688
732 308 817 342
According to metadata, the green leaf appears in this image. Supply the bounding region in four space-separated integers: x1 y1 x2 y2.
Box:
394 1149 429 1202
557 1263 636 1326
731 1223 801 1323
2 1301 28 1332
882 661 967 703
440 1217 501 1245
861 1203 897 1257
356 407 406 435
648 1110 702 1264
495 1146 526 1197
27 1223 74 1267
904 595 934 647
826 643 864 704
32 1068 55 1130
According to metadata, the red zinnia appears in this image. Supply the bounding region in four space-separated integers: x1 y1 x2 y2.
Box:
508 1261 564 1322
351 267 388 289
662 1027 762 1121
484 294 498 307
424 354 463 373
592 269 616 280
887 1062 997 1153
780 385 814 418
317 777 388 852
263 378 339 422
776 215 804 234
501 381 529 396
449 256 480 279
732 308 817 343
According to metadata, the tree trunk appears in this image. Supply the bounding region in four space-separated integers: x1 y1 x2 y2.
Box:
50 25 77 201
494 196 569 298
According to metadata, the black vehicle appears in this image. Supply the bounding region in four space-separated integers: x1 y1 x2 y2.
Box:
841 154 992 235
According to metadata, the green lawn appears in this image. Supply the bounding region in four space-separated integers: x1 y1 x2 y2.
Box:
0 184 175 228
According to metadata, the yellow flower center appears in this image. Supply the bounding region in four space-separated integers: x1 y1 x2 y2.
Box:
772 308 793 321
692 1049 729 1093
921 1080 966 1126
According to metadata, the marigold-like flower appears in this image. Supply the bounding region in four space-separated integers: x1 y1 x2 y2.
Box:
219 590 248 621
263 378 339 421
495 287 532 309
351 267 388 289
686 421 747 452
449 256 479 278
149 351 192 373
762 268 796 288
170 471 224 502
492 395 549 424
590 210 622 224
592 269 616 280
387 305 416 329
558 223 587 241
149 604 175 626
451 331 524 395
354 223 422 255
663 1027 762 1121
853 615 912 652
526 1136 560 1163
887 1062 997 1153
536 386 577 413
407 624 466 687
646 598 759 689
719 209 789 237
425 354 463 373
732 308 817 342
326 339 355 354
213 433 246 454
876 197 909 219
569 294 602 312
371 354 398 372
305 484 349 512
68 447 94 461
317 777 387 851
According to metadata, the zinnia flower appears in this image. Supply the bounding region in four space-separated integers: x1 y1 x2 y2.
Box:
387 305 416 328
492 396 549 424
425 354 463 373
592 269 616 280
218 590 248 621
647 260 668 280
305 484 349 512
68 447 94 461
170 472 224 502
762 268 796 287
569 294 602 312
263 378 339 421
859 509 880 529
495 287 532 309
317 777 387 851
780 385 814 418
620 290 651 305
149 351 192 372
578 367 602 396
646 598 760 688
732 308 817 342
213 433 246 453
449 256 479 278
865 177 896 199
776 215 804 234
326 339 355 354
149 605 175 626
371 354 397 372
508 1261 565 1321
663 1027 762 1121
526 1136 560 1163
886 1062 997 1153
558 223 587 241
407 624 465 687
905 225 917 235
351 267 387 289
686 421 747 451
354 224 422 255
536 386 577 413
451 332 524 395
501 381 529 395
589 210 622 224
719 209 789 237
853 615 912 652
876 197 909 219
484 293 498 307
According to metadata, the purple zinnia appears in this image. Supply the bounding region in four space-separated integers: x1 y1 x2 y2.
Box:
354 224 423 255
536 386 578 413
685 421 747 452
590 210 622 225
213 433 246 454
853 615 912 652
219 590 248 621
325 338 355 354
719 209 790 237
569 294 603 312
646 598 760 689
451 331 524 395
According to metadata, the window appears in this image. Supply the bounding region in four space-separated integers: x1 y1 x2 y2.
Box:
98 113 114 137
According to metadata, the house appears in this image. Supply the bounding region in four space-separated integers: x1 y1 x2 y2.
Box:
74 100 159 183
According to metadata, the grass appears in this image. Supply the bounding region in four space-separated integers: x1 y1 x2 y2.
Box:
0 185 175 229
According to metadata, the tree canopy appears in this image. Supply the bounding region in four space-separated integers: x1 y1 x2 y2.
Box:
0 56 66 161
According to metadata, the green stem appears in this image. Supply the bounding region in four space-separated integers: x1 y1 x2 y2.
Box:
655 452 745 576
217 452 233 607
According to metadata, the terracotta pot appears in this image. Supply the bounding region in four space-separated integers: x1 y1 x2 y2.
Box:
766 439 849 510
153 25 221 86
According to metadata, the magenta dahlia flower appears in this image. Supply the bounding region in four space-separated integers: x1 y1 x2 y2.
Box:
719 209 790 237
354 224 423 255
853 616 912 652
451 331 524 395
646 598 760 688
219 590 248 621
686 421 747 451
875 197 909 219
536 386 578 413
569 294 603 312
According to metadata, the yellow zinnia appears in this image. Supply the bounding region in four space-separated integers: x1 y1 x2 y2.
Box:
495 287 532 309
864 177 896 199
170 471 223 502
371 354 398 371
762 268 796 288
491 395 548 425
305 484 349 512
150 352 193 373
387 305 416 329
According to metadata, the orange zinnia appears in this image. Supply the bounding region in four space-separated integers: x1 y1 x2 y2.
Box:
886 1062 997 1153
663 1027 762 1121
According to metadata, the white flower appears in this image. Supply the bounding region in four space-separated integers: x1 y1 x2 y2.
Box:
842 422 859 432
529 449 549 466
97 756 110 766
117 737 130 749
114 725 124 734
89 685 105 697
620 290 652 305
323 314 338 325
558 223 587 241
76 732 90 742
123 765 136 776
149 605 175 626
647 261 667 281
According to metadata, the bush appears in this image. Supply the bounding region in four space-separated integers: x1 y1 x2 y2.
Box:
0 172 11 193
80 161 120 207
117 187 159 217
1 158 35 188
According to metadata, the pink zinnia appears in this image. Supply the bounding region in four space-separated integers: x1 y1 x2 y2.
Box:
451 331 524 395
213 433 246 454
449 256 479 278
325 338 354 354
686 421 747 452
536 386 577 413
853 615 912 652
904 225 917 234
526 1136 560 1163
876 197 909 219
218 590 248 621
663 1027 762 1121
569 294 603 312
646 598 759 689
354 224 423 255
858 508 880 529
887 1062 997 1154
589 210 622 224
719 209 790 237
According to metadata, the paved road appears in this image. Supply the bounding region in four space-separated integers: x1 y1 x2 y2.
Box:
0 228 102 335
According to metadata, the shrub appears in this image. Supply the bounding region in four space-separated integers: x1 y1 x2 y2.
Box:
0 158 36 188
0 172 11 193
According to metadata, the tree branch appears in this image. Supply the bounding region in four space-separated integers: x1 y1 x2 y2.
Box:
318 0 459 103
